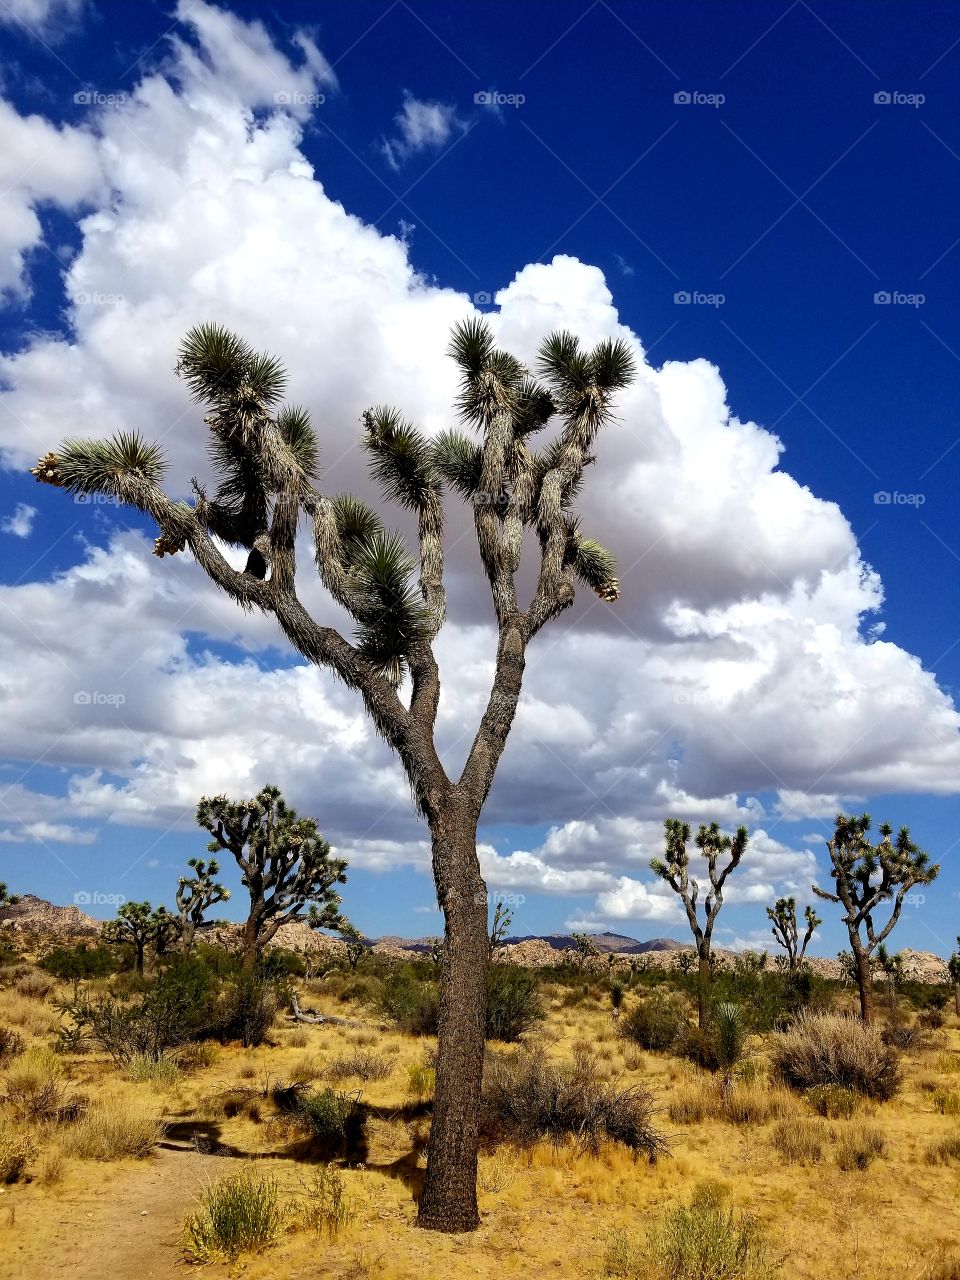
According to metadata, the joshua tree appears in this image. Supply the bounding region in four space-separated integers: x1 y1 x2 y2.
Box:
0 883 19 908
103 901 155 975
151 905 182 957
948 942 960 1017
339 925 367 971
651 819 749 1027
31 317 633 1232
610 979 624 1022
812 813 939 1023
488 900 513 960
197 785 346 971
875 943 905 1017
767 897 821 971
176 857 231 951
571 931 599 972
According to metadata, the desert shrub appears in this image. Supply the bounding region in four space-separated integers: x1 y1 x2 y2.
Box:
378 967 440 1036
0 1026 25 1064
322 1051 395 1083
64 1098 164 1159
257 948 306 979
924 1133 960 1165
933 1089 960 1116
667 1080 712 1125
771 1117 825 1164
486 965 543 1042
620 991 688 1052
406 1061 435 1100
41 943 121 980
479 1048 668 1160
681 1025 724 1072
834 1122 885 1171
722 1082 794 1126
293 1087 367 1157
218 971 277 1048
39 1144 65 1186
648 1180 771 1279
174 1041 220 1070
124 1055 183 1089
185 1167 285 1260
805 1084 860 1119
770 1012 901 1100
0 1121 36 1183
287 1027 309 1048
2 1047 79 1123
881 1020 927 1051
919 1007 946 1031
299 1164 357 1239
14 970 55 1000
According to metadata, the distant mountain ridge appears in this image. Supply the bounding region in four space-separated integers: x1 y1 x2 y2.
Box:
373 931 685 954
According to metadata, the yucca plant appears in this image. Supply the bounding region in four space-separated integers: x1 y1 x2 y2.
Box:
32 316 635 1232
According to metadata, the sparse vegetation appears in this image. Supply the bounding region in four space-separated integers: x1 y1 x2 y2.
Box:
647 1180 772 1279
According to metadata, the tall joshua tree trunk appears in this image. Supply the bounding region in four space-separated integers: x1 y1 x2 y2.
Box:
33 319 634 1232
852 940 873 1023
696 948 711 1028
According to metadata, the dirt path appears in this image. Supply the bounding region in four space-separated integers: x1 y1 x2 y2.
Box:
1 1135 241 1280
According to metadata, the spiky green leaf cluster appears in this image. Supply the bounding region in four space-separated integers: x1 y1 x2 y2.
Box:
362 407 440 510
429 430 483 499
54 431 168 496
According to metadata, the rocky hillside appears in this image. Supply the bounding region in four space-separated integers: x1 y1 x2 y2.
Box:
0 894 101 938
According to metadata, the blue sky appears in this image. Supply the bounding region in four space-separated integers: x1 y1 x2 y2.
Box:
1 0 960 958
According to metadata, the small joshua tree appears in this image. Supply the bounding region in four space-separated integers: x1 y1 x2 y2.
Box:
32 317 634 1232
339 925 367 971
103 901 155 975
151 905 182 957
812 813 939 1023
197 784 346 971
948 942 960 1017
176 857 231 952
767 896 821 971
488 900 513 960
571 931 599 972
0 883 19 908
651 819 749 1027
875 943 904 1018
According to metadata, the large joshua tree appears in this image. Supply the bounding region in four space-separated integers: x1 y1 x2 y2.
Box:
812 813 939 1023
197 785 346 970
31 317 634 1231
651 819 749 1027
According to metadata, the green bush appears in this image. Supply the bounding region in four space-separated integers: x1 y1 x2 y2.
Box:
218 971 277 1048
648 1180 772 1279
480 1049 668 1160
299 1164 357 1239
378 967 440 1035
620 991 688 1052
185 1167 285 1260
806 1084 860 1119
712 1003 748 1074
41 943 121 980
293 1087 367 1157
486 965 543 1042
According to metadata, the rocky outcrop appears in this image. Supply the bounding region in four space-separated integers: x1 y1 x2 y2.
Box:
0 893 100 938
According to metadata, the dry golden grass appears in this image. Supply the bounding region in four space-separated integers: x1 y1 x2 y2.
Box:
0 969 959 1280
